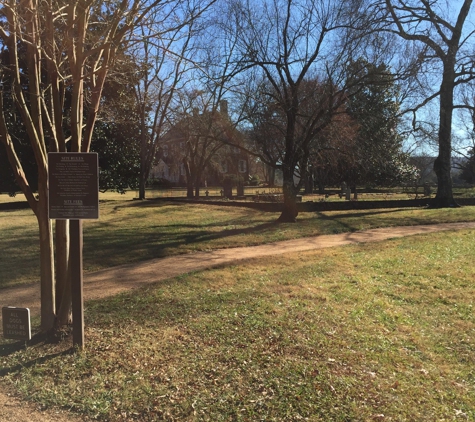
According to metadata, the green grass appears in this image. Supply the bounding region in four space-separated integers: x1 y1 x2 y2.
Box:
1 230 474 420
2 192 475 289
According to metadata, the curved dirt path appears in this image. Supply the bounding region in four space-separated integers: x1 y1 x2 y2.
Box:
1 221 475 421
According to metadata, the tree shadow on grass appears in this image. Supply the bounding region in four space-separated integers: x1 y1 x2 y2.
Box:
314 208 435 233
316 208 413 221
0 348 74 376
0 331 74 364
0 198 279 286
0 234 40 289
85 279 263 335
83 220 282 270
311 211 378 234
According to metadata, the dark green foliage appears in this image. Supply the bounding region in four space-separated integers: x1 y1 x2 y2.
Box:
0 140 38 194
0 48 38 194
0 149 19 194
89 56 141 193
346 59 418 186
460 148 475 184
91 121 140 193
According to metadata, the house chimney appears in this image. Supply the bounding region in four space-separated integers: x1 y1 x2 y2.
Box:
220 100 228 117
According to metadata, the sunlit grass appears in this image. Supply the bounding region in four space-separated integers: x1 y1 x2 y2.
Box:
1 230 474 420
2 192 475 289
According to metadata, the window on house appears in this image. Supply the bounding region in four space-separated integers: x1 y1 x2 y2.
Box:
221 161 228 173
180 163 186 176
162 144 168 157
238 160 247 173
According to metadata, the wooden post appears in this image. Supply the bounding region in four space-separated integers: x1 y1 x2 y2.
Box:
70 219 84 349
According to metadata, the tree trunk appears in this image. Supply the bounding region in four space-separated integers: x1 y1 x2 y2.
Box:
304 172 314 194
278 163 298 222
139 177 146 200
183 159 194 198
55 269 72 330
318 181 325 195
55 219 72 328
194 170 203 198
267 165 276 187
139 156 147 200
36 185 56 331
138 113 148 200
432 62 458 208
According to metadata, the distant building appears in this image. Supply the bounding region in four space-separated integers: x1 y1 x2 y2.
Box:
150 100 249 187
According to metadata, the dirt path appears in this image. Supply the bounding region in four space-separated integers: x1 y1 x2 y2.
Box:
1 221 475 421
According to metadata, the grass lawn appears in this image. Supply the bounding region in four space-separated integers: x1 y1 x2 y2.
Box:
2 191 475 289
1 229 474 420
1 194 475 420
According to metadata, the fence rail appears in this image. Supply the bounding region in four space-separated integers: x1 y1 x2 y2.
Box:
143 186 284 199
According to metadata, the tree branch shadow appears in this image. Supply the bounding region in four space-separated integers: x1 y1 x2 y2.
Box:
0 330 74 364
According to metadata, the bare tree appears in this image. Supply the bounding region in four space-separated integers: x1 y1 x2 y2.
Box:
223 0 371 221
131 0 216 199
164 11 251 198
0 0 169 332
378 0 475 207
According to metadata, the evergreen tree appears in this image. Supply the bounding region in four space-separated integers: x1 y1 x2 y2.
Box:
90 56 141 193
346 60 416 186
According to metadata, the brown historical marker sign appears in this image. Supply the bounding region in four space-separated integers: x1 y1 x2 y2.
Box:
48 152 99 220
2 307 31 340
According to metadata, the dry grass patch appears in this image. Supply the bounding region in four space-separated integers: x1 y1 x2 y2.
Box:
1 229 475 420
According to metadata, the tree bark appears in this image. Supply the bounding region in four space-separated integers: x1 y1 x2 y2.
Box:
304 172 314 194
318 181 325 195
36 184 56 331
139 166 147 200
267 165 276 187
139 112 148 200
431 62 459 208
278 163 298 222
